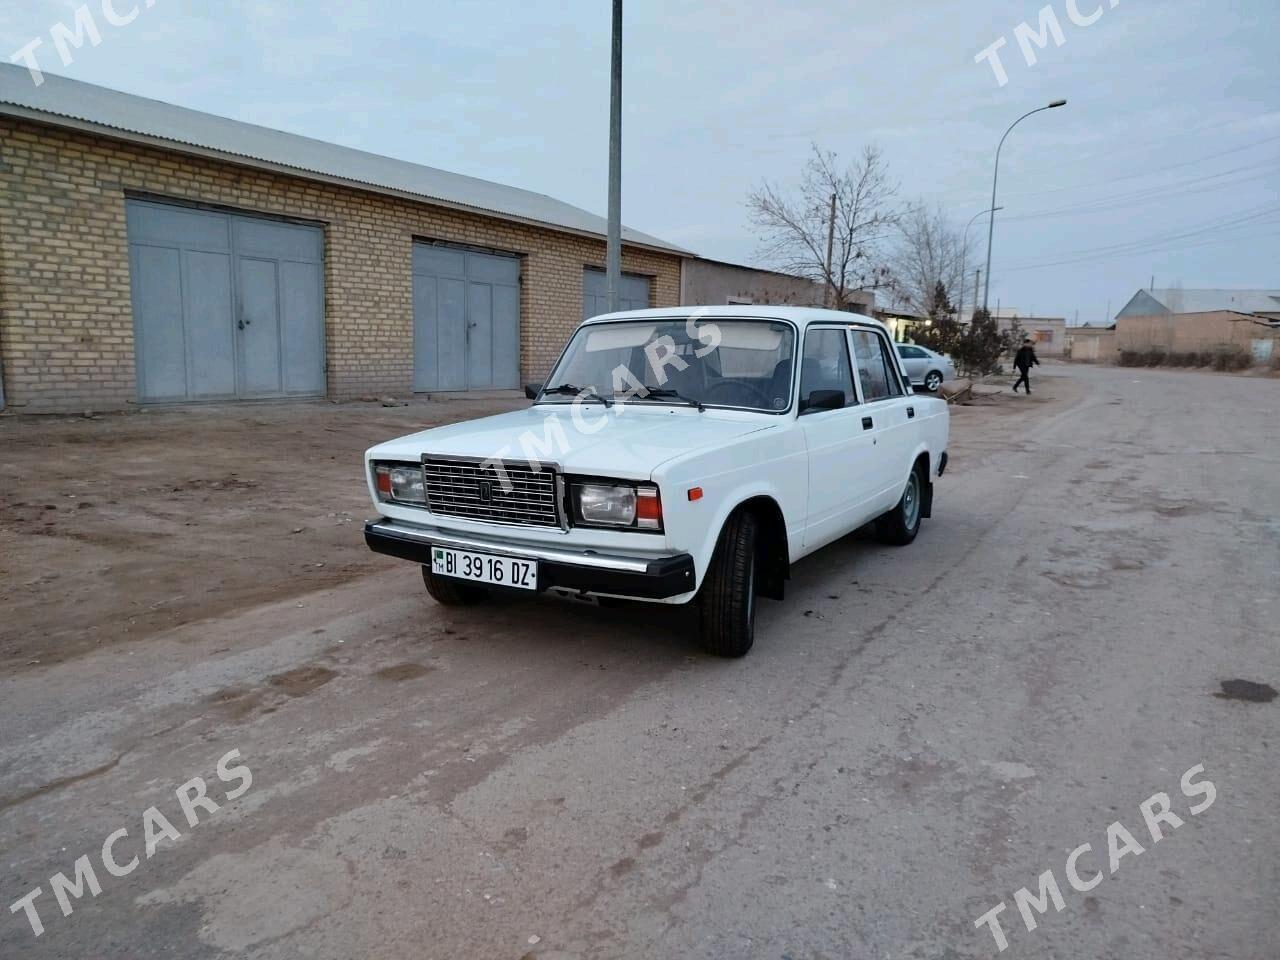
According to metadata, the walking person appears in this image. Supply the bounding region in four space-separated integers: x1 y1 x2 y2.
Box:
1012 338 1040 394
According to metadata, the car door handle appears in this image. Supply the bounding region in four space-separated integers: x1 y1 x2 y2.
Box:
907 406 915 419
862 416 873 430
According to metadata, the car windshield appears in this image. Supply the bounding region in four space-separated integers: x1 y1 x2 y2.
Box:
542 319 795 412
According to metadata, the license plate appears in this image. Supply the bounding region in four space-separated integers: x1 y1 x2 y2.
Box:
431 547 537 590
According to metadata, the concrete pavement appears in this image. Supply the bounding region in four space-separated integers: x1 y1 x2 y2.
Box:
2 363 1277 959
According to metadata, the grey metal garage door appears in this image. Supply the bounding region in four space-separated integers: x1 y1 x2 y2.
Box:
126 199 325 402
413 244 520 392
582 267 651 320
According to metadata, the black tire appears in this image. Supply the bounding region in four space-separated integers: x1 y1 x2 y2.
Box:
875 465 924 546
421 565 489 605
923 370 944 392
698 511 758 658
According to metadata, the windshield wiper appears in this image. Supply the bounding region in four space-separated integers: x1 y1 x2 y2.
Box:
541 383 613 407
635 388 705 412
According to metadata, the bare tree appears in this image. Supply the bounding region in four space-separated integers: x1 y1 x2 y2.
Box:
747 144 898 309
887 202 972 319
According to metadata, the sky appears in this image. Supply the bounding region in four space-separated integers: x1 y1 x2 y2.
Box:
4 0 1277 325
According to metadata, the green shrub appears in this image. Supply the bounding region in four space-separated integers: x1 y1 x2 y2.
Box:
940 308 1018 378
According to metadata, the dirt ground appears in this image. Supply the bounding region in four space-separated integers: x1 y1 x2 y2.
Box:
0 395 524 669
0 378 1071 672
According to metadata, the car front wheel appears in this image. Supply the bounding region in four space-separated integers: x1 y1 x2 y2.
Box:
421 565 489 605
698 511 758 657
924 370 944 392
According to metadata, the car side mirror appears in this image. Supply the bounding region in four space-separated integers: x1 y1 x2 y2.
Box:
524 382 542 400
799 389 845 413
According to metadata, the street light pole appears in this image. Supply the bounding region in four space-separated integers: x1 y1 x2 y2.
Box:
982 99 1066 313
605 0 623 312
958 205 1001 325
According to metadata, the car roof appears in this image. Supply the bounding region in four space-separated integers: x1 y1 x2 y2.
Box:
582 304 889 333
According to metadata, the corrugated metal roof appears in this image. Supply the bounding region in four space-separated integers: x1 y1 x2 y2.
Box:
1147 288 1280 314
0 63 689 255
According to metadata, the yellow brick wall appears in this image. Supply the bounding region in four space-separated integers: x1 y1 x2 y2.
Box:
0 118 682 411
1116 311 1277 355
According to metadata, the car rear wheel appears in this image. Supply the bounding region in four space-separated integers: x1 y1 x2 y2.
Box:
698 511 758 658
421 565 489 605
924 370 944 392
875 465 924 546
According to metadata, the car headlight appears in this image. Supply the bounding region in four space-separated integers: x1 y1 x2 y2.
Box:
571 482 662 531
372 462 426 504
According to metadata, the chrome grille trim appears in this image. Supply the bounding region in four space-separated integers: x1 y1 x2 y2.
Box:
421 455 563 528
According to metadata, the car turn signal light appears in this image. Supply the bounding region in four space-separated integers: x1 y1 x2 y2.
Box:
636 487 662 530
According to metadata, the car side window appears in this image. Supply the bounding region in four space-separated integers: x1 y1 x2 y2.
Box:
799 328 856 408
850 329 904 401
898 345 925 359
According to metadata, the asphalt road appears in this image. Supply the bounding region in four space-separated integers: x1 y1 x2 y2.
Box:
2 363 1277 959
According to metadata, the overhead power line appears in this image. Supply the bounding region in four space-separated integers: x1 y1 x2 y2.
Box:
984 129 1280 202
1001 158 1280 222
998 205 1280 272
997 227 1280 273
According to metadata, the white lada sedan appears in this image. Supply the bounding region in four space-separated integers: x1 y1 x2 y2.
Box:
364 306 950 657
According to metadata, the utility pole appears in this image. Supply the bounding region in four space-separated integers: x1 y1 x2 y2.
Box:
605 0 623 312
823 192 836 308
959 206 1001 328
974 268 981 319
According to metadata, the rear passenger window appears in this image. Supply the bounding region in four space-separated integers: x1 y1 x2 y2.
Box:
799 328 855 407
850 329 904 401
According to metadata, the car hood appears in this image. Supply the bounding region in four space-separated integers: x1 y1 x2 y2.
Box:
367 405 778 479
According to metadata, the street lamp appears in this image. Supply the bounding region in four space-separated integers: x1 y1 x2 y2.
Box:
982 99 1067 313
958 205 1002 325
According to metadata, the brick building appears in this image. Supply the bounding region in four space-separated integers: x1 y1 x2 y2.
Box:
0 66 686 412
679 256 874 314
996 315 1066 357
1116 288 1280 322
1116 310 1280 360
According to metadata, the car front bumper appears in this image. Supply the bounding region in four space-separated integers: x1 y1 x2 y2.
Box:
364 518 697 600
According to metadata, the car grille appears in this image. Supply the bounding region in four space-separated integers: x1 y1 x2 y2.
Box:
421 457 561 528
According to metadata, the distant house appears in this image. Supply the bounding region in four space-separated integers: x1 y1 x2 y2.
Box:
876 309 928 342
897 306 1067 352
1065 326 1117 362
680 257 874 313
994 315 1067 356
1116 289 1280 321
